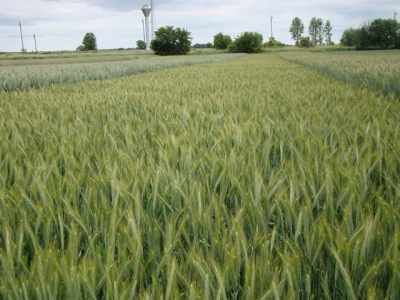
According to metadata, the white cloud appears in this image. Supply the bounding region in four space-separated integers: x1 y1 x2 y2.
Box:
0 0 399 51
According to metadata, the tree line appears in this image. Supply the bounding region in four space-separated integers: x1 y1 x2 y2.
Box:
76 16 399 55
340 18 400 50
289 17 333 47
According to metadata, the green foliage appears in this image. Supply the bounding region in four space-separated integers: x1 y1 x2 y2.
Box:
342 19 400 50
213 32 232 50
357 23 372 50
289 17 304 44
340 28 360 46
136 40 146 50
77 32 97 51
264 37 285 48
368 18 399 49
299 36 314 48
192 43 214 49
309 17 324 45
229 31 263 53
324 20 333 45
150 26 192 55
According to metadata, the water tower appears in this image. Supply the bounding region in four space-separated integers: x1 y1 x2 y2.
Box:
141 5 152 50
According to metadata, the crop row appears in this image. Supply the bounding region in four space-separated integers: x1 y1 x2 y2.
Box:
0 53 399 299
278 50 400 97
0 53 244 92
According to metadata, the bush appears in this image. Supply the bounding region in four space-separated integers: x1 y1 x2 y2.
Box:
229 32 263 53
136 40 146 50
264 37 285 48
151 26 192 55
213 33 232 50
299 36 313 48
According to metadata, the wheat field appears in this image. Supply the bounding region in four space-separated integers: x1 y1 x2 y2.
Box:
0 53 244 92
278 50 400 97
0 53 399 299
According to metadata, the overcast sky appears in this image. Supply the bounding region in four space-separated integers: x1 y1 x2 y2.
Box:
0 0 399 52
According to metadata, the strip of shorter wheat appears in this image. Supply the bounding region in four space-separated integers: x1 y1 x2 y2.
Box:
0 53 245 92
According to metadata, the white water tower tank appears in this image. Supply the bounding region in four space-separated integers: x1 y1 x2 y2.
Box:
141 5 152 50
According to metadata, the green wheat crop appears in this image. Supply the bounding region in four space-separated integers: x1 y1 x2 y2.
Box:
0 53 399 299
0 53 244 92
278 50 400 97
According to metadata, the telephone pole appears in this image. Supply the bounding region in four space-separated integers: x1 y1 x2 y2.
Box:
33 34 37 52
395 11 398 20
19 21 25 52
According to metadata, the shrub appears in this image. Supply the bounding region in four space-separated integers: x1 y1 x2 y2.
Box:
213 33 232 50
264 37 285 48
229 31 263 53
136 40 146 50
299 36 314 48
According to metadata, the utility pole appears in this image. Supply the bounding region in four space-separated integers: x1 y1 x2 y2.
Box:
395 11 398 20
19 21 25 52
33 34 37 52
270 15 273 38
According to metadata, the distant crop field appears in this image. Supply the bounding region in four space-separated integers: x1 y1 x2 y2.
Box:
278 50 400 97
0 53 399 299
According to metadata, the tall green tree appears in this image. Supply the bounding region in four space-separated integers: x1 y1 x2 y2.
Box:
228 32 263 53
341 19 400 50
324 20 333 45
340 28 360 46
213 33 232 50
150 26 191 55
77 32 97 51
289 17 304 45
368 18 399 49
357 22 372 50
309 17 323 45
